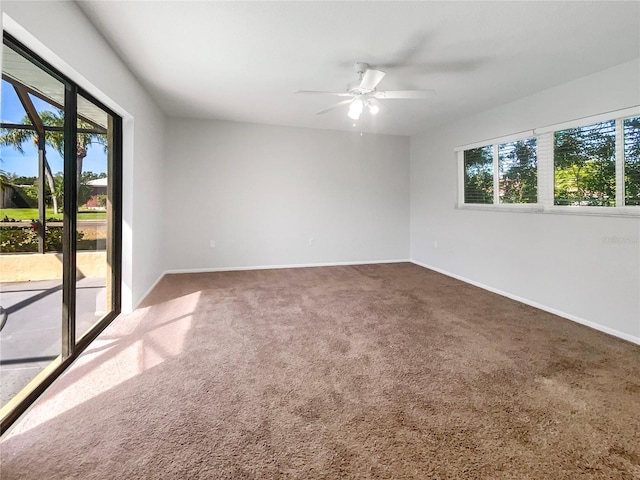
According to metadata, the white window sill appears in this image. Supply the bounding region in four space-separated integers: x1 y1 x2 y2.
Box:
543 205 640 218
457 204 543 214
457 203 640 218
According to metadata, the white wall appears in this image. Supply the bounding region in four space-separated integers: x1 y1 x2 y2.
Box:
411 59 640 343
4 2 636 344
163 119 409 271
1 1 167 310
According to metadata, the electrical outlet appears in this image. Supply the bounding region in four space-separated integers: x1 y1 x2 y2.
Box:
210 240 216 248
433 240 438 248
309 237 315 246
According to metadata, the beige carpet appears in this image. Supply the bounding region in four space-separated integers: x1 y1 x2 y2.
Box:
1 263 639 479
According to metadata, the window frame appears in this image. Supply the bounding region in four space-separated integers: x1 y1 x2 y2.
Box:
457 130 542 213
456 106 640 217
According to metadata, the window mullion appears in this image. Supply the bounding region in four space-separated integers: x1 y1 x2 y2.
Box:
615 119 625 207
536 132 554 207
62 85 78 359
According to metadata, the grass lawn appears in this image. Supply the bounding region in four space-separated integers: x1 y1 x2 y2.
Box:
0 208 106 221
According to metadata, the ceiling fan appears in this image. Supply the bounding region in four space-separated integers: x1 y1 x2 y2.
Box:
295 62 435 120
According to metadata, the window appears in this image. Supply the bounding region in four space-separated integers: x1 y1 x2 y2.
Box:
624 117 640 206
499 139 537 204
456 107 640 214
554 120 616 206
459 136 538 206
464 146 493 204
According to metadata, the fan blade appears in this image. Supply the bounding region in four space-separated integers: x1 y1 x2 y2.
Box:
382 33 432 69
359 69 386 91
295 90 352 97
315 99 353 115
374 90 435 99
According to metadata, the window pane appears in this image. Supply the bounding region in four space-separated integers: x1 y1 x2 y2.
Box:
1 42 65 407
554 120 616 206
464 146 493 204
498 138 537 204
75 94 113 342
624 117 640 206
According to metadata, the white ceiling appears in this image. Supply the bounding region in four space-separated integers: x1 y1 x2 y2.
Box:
76 1 640 137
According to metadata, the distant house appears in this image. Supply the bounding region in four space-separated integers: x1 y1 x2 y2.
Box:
86 178 107 196
83 178 108 209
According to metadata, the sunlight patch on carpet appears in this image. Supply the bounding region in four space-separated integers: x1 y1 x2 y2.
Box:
6 292 200 436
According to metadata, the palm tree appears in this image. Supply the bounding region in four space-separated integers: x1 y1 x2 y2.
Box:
37 111 107 199
0 110 106 214
0 124 59 213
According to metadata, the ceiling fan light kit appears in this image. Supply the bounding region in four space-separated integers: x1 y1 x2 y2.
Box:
296 62 435 121
347 98 380 120
347 98 363 120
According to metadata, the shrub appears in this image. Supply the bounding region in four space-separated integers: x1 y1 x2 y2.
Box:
0 226 84 253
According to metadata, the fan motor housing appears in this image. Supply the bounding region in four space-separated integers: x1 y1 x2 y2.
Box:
349 62 375 95
353 62 369 76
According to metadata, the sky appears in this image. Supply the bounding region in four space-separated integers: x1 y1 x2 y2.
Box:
1 79 107 178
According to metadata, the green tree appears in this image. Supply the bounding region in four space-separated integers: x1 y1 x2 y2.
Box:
52 172 64 212
624 117 640 206
554 121 616 206
499 139 537 203
34 110 108 206
464 146 493 204
81 171 107 183
0 124 59 213
0 110 107 213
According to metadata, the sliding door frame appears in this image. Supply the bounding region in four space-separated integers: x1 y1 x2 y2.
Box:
1 32 122 434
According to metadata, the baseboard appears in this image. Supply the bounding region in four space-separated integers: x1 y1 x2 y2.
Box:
163 259 411 276
133 271 168 311
136 259 410 308
136 258 638 346
410 260 640 346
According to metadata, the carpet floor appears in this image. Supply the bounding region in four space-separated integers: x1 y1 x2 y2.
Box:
1 263 639 479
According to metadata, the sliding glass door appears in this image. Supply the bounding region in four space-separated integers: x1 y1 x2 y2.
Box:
0 33 121 432
0 40 65 409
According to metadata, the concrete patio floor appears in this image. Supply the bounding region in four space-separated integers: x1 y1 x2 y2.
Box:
0 277 107 406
